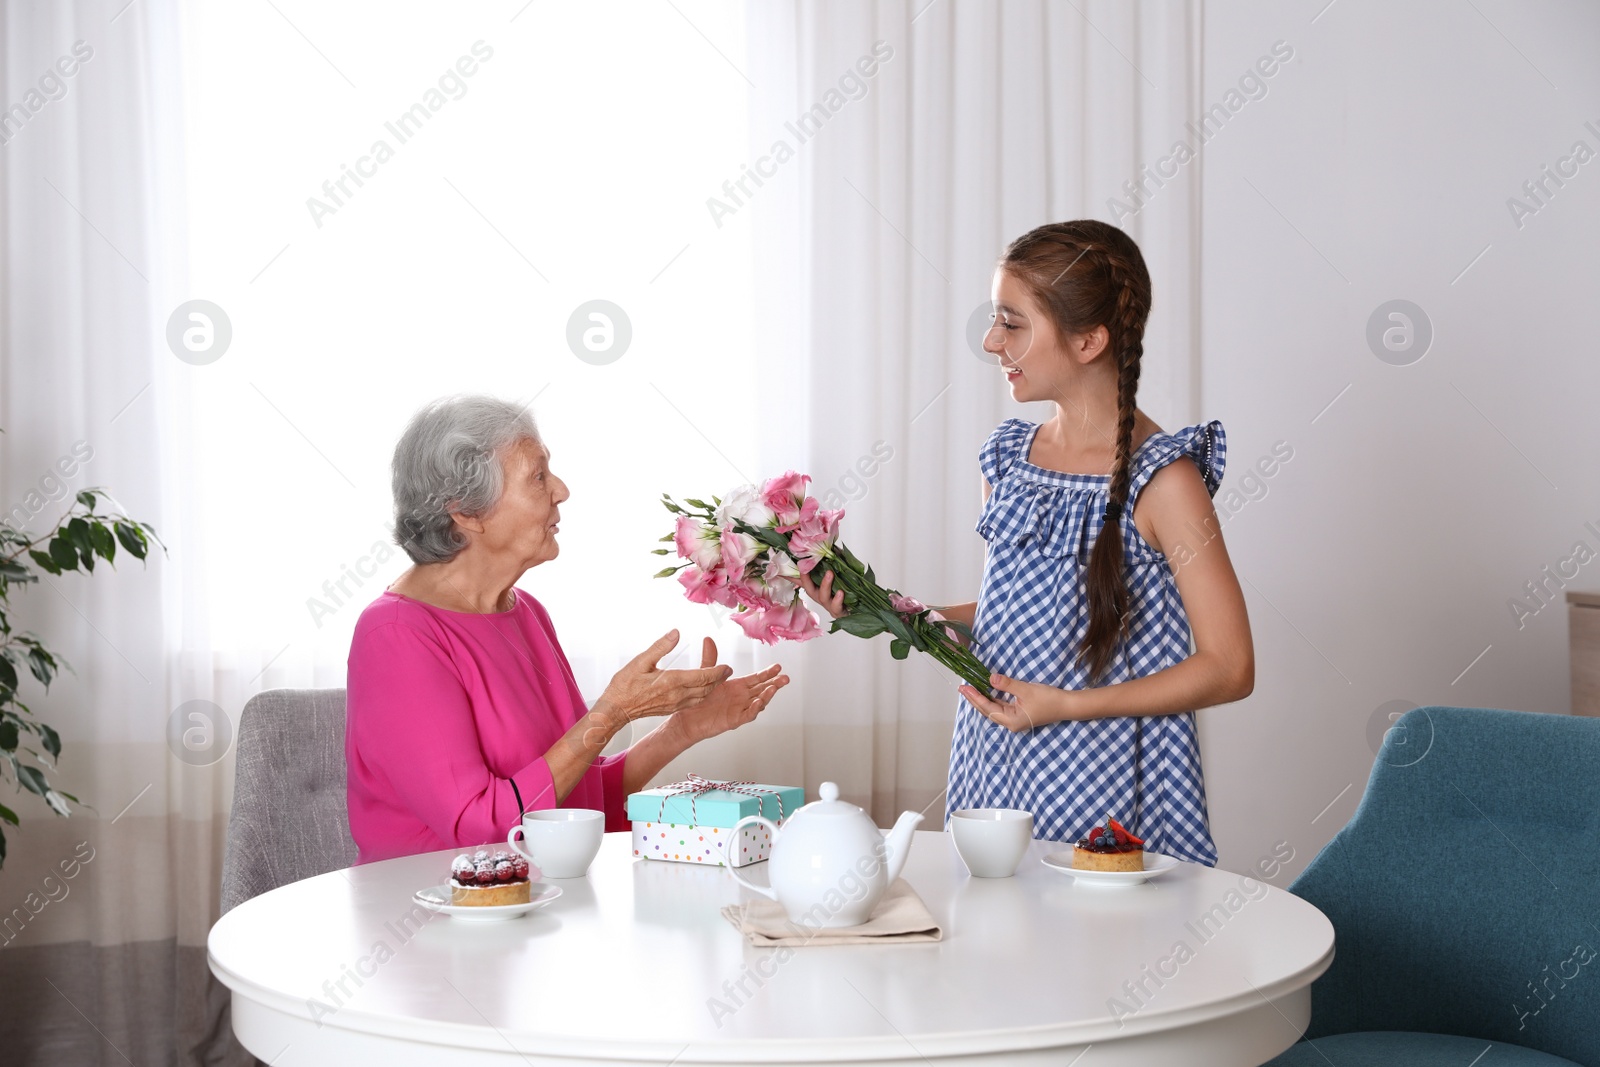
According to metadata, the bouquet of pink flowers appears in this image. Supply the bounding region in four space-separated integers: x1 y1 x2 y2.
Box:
652 472 993 692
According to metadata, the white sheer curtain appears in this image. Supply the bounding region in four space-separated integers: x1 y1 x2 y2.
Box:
741 0 1203 824
0 0 220 1063
1 1 762 1062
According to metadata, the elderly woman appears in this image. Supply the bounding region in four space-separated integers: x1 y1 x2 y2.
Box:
346 396 788 864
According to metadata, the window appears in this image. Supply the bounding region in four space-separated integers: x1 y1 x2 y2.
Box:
180 1 757 695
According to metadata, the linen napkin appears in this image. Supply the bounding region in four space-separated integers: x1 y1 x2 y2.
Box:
721 877 942 946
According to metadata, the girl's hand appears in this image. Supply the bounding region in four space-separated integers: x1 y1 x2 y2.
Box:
669 637 790 743
787 567 846 619
958 673 1071 732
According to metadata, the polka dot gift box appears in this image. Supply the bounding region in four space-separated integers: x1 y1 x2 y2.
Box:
626 776 803 868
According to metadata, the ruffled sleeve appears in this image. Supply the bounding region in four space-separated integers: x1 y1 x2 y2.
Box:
1130 419 1227 501
978 418 1034 487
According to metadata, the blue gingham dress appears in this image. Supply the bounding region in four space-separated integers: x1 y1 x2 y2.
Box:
946 417 1227 865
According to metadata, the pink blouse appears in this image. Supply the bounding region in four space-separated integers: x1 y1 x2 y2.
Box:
345 588 629 864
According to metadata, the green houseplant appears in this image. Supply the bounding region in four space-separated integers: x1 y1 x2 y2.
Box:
0 486 161 869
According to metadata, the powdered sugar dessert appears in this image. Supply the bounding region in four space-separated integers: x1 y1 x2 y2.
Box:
449 848 534 906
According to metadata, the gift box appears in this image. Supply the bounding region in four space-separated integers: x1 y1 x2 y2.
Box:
631 820 773 868
627 777 804 868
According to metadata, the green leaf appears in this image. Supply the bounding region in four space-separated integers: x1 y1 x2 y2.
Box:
876 609 918 648
865 565 876 586
66 517 92 554
89 521 115 562
49 537 79 571
43 790 69 817
78 546 95 573
37 723 59 759
0 721 16 751
0 801 18 825
114 522 148 560
831 613 888 639
28 549 61 576
0 656 16 693
26 647 54 687
15 763 47 796
750 528 788 553
889 638 910 660
76 489 98 510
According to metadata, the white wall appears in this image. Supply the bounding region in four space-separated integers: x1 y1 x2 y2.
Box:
1197 0 1600 880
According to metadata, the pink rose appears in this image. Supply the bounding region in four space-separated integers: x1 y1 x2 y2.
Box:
719 527 760 580
728 573 785 612
772 495 819 534
731 606 776 644
890 593 926 615
732 598 822 644
760 471 811 526
766 598 823 642
786 508 845 569
710 580 743 609
675 515 721 571
763 551 800 583
677 564 728 605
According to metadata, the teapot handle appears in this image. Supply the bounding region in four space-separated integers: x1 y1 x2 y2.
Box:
725 816 781 899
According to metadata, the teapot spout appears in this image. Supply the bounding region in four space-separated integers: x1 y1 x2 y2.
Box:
882 810 925 885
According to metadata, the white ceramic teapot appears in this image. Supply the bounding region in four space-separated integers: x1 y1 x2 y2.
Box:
727 782 923 927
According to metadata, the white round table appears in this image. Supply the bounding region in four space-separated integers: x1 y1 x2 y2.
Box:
209 830 1333 1066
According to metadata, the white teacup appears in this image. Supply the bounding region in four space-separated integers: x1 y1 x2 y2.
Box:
950 808 1034 878
507 809 604 879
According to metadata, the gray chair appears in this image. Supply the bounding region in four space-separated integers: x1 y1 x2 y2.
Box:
220 687 358 914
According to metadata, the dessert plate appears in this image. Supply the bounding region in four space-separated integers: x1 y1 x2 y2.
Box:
1041 851 1179 888
412 882 563 921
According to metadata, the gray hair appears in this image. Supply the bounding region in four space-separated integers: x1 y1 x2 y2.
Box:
391 395 540 564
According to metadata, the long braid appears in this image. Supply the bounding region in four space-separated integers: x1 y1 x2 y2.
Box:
1075 247 1145 684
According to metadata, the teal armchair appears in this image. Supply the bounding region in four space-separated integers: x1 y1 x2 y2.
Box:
1265 706 1600 1067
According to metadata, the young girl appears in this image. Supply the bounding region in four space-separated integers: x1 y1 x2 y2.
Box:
799 220 1253 865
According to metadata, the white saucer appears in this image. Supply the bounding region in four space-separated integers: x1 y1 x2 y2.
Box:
412 881 563 921
1041 851 1179 887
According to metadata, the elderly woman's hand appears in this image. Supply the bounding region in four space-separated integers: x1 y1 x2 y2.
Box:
668 637 789 744
593 630 733 730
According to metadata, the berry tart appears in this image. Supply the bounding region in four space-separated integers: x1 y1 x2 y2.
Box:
449 849 534 906
1072 817 1144 872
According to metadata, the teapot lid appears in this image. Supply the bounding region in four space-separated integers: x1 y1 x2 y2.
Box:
805 781 862 817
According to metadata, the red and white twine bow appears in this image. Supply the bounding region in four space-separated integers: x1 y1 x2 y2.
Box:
653 773 789 825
